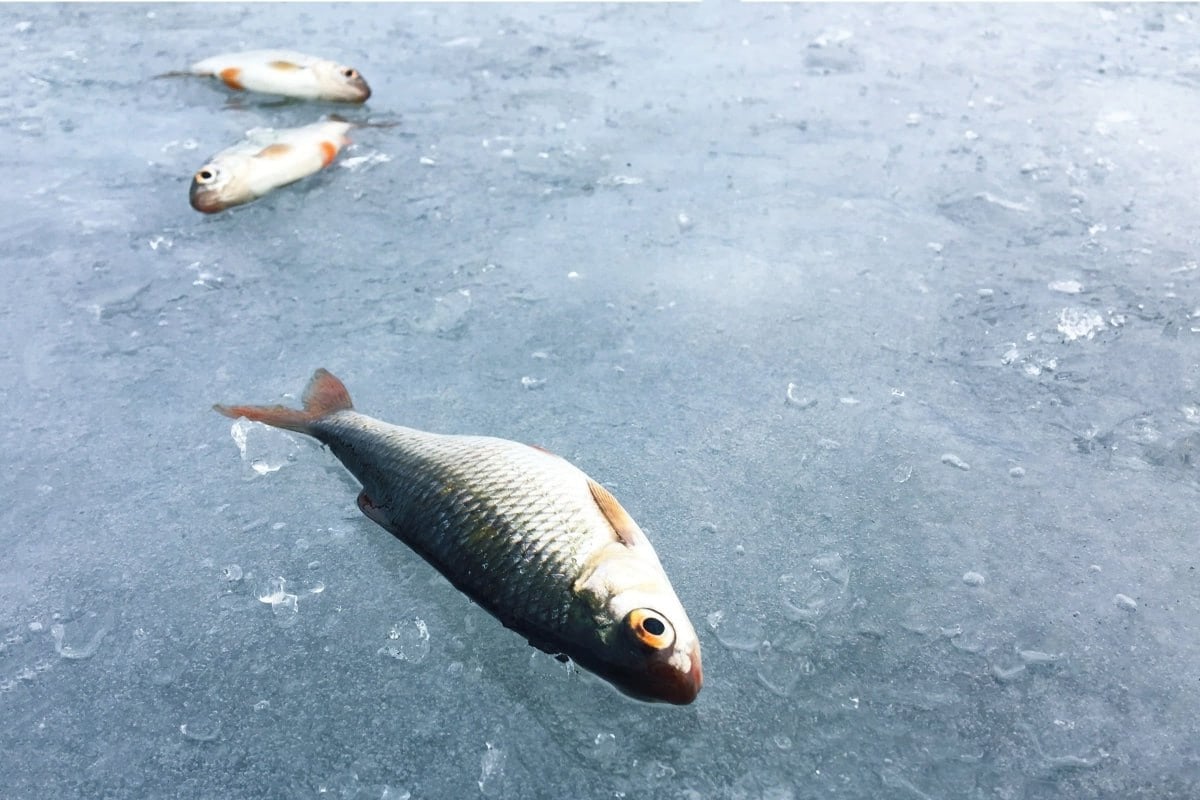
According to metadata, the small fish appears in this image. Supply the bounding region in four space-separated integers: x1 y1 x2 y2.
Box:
189 118 352 213
215 370 703 704
183 49 370 103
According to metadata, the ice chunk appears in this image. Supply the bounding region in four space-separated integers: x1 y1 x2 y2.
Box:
941 453 971 470
1057 308 1106 341
230 420 301 476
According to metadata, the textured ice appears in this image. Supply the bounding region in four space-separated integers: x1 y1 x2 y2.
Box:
3 4 1200 799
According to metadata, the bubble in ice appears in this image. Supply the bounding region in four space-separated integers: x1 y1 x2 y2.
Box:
519 376 546 390
676 211 693 230
756 643 809 698
221 564 243 583
230 419 301 475
1018 649 1062 665
179 717 222 743
785 383 817 409
413 289 472 338
962 571 986 587
1114 593 1137 611
50 611 113 660
478 742 507 797
710 610 765 651
1049 279 1083 294
940 453 971 470
1009 466 1026 478
992 663 1026 682
589 732 618 762
379 618 431 663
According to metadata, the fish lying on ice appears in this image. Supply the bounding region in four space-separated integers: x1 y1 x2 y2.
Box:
189 118 352 213
215 369 703 704
182 50 371 103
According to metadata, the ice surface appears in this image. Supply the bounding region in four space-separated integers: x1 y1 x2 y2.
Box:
3 3 1200 799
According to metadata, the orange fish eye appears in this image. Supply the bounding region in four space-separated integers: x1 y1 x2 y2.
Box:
194 167 217 184
627 608 675 651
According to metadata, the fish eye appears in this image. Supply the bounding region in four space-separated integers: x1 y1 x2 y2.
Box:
627 608 674 651
342 68 358 79
195 167 217 184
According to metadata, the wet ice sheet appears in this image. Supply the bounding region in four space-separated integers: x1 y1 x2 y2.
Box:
2 3 1200 799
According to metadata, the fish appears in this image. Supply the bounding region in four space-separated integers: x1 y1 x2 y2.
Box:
189 118 352 213
183 49 371 103
214 369 703 704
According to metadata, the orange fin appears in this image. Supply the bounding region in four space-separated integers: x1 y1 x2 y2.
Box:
255 143 293 159
214 368 353 435
219 67 244 91
268 60 303 71
319 140 338 167
587 479 645 548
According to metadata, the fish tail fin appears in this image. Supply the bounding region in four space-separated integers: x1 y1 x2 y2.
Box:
213 368 354 435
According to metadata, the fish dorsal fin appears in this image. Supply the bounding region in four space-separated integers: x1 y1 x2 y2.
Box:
269 59 304 71
587 479 645 548
255 143 293 159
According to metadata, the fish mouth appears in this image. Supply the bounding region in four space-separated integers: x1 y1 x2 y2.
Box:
649 642 703 705
189 184 229 214
624 642 703 705
348 78 371 103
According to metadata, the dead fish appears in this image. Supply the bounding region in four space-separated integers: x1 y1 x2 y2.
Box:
215 369 703 704
189 118 352 213
183 49 370 103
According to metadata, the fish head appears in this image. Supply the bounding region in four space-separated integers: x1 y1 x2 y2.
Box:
313 61 371 103
576 549 703 704
189 159 251 213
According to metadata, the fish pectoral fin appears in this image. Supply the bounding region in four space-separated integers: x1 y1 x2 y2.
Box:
268 59 304 71
587 478 648 548
357 491 404 538
255 143 294 159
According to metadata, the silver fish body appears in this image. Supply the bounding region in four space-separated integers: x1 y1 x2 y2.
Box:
190 50 371 103
216 369 702 704
189 119 351 213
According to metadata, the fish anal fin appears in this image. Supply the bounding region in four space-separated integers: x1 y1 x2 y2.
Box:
219 67 244 91
214 368 353 435
587 478 645 548
269 60 303 71
255 143 293 159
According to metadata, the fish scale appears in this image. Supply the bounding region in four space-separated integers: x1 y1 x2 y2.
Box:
215 369 702 703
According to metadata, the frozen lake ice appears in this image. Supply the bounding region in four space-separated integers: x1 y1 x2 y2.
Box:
3 3 1199 798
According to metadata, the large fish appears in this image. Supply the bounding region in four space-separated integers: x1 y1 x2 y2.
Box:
185 50 371 103
215 370 703 704
189 118 352 213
